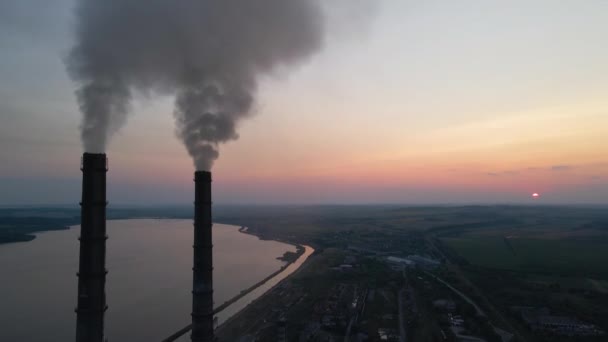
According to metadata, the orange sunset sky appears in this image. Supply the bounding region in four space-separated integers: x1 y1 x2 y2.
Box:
1 1 607 204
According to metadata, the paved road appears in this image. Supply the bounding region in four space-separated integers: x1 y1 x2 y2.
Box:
343 316 355 342
426 272 515 342
426 272 486 317
398 288 408 342
427 238 522 342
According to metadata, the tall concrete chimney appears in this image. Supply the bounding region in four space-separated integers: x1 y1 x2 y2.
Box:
191 171 214 342
76 153 108 342
277 317 287 342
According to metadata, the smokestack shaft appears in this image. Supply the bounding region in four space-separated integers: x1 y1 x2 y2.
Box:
192 171 214 342
76 153 108 342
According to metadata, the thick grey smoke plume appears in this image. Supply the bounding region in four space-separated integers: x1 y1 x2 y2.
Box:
68 0 324 169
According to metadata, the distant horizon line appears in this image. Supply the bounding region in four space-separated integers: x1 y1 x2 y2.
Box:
1 202 607 209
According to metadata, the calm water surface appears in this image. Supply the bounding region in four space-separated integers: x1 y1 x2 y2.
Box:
0 219 296 341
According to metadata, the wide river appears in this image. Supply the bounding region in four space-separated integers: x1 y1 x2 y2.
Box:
0 219 311 341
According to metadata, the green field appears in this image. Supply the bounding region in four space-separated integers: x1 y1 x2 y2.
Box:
442 237 608 278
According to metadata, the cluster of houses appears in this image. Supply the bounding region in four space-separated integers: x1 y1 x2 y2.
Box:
512 306 605 337
386 254 441 270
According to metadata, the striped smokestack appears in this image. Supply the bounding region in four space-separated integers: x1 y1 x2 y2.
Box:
191 171 214 342
76 153 108 342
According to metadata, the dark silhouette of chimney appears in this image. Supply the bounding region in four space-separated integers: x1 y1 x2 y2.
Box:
277 316 287 342
191 171 214 342
76 153 108 342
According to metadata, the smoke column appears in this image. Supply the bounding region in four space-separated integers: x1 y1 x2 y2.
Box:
67 0 325 169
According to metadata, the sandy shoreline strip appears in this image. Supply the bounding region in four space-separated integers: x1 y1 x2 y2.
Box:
162 226 314 342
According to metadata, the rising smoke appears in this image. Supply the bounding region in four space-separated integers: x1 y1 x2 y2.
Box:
67 0 324 170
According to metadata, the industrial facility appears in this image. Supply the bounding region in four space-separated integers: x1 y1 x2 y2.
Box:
75 154 215 342
191 171 215 342
76 153 108 342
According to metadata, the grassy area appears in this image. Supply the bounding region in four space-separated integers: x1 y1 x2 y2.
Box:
443 237 518 269
520 275 608 294
443 237 608 278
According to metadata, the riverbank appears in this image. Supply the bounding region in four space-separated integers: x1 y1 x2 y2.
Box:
214 245 314 332
213 238 305 314
162 226 314 342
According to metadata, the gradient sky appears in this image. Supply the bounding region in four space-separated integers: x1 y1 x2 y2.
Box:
1 0 607 205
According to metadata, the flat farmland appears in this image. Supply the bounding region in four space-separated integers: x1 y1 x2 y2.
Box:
442 236 608 278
